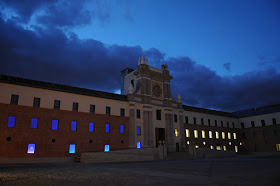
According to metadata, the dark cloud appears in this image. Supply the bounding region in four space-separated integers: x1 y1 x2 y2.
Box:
0 0 58 23
223 62 231 71
0 11 280 112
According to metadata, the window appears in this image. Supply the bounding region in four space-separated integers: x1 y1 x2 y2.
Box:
33 97 40 107
202 130 205 138
185 116 188 123
120 124 125 133
137 142 141 149
251 121 255 128
276 144 280 151
120 108 125 116
7 116 16 127
137 126 141 135
222 132 225 139
186 129 190 137
232 122 235 128
227 122 229 128
233 133 237 139
71 121 77 131
208 119 211 126
209 131 213 138
104 144 110 152
105 124 110 133
136 109 141 118
186 141 190 145
31 118 38 129
193 117 197 124
210 145 214 150
215 120 217 127
215 131 219 139
261 120 265 127
228 132 231 139
10 94 19 105
272 118 276 125
175 129 178 137
69 144 76 153
106 106 111 115
221 121 224 127
241 123 245 129
156 110 161 120
89 122 94 132
194 130 198 138
201 118 204 125
54 100 60 110
73 102 78 111
195 145 199 149
235 146 238 153
27 144 35 154
174 114 178 122
223 146 227 151
90 104 95 113
203 141 206 145
52 120 58 130
216 146 221 151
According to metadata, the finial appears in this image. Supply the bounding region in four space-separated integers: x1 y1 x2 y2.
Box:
177 93 181 102
145 56 148 64
138 57 141 65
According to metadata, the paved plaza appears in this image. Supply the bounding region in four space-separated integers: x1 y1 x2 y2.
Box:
0 156 280 185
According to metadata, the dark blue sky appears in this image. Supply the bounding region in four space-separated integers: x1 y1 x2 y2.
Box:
0 0 280 112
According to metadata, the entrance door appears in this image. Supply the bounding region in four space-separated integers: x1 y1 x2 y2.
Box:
155 128 165 147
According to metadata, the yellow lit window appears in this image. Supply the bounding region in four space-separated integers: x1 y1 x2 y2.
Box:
194 130 198 138
195 145 199 149
215 131 219 139
222 132 225 139
209 131 213 138
187 141 190 145
223 146 227 151
175 129 178 137
228 132 231 139
276 144 280 151
229 142 232 145
216 146 221 151
203 141 206 145
202 130 205 138
186 129 190 137
233 133 237 139
210 145 214 149
240 142 242 146
235 146 238 152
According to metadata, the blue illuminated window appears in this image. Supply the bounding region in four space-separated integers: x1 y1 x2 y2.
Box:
7 116 16 127
104 144 110 152
52 120 58 130
31 118 38 129
27 144 35 154
137 142 141 149
120 124 124 133
105 124 110 133
71 121 77 131
69 144 76 153
137 126 141 135
89 122 94 132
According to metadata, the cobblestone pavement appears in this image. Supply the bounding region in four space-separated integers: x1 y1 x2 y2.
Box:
0 156 280 185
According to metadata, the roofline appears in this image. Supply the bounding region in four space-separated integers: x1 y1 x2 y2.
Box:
0 74 128 102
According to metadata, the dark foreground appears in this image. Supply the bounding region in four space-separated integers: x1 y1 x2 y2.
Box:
1 156 280 185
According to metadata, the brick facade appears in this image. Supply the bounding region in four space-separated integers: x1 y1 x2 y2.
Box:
0 104 129 158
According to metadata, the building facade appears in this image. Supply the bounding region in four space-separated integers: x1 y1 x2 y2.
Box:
0 56 280 159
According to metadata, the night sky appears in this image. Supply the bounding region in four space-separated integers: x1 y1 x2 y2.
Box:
0 0 280 112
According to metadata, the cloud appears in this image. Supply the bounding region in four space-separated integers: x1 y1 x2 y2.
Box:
223 62 231 71
0 8 280 112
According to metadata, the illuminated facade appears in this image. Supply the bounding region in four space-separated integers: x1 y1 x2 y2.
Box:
0 56 279 161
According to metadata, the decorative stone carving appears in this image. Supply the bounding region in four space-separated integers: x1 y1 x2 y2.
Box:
128 83 134 94
152 84 162 97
